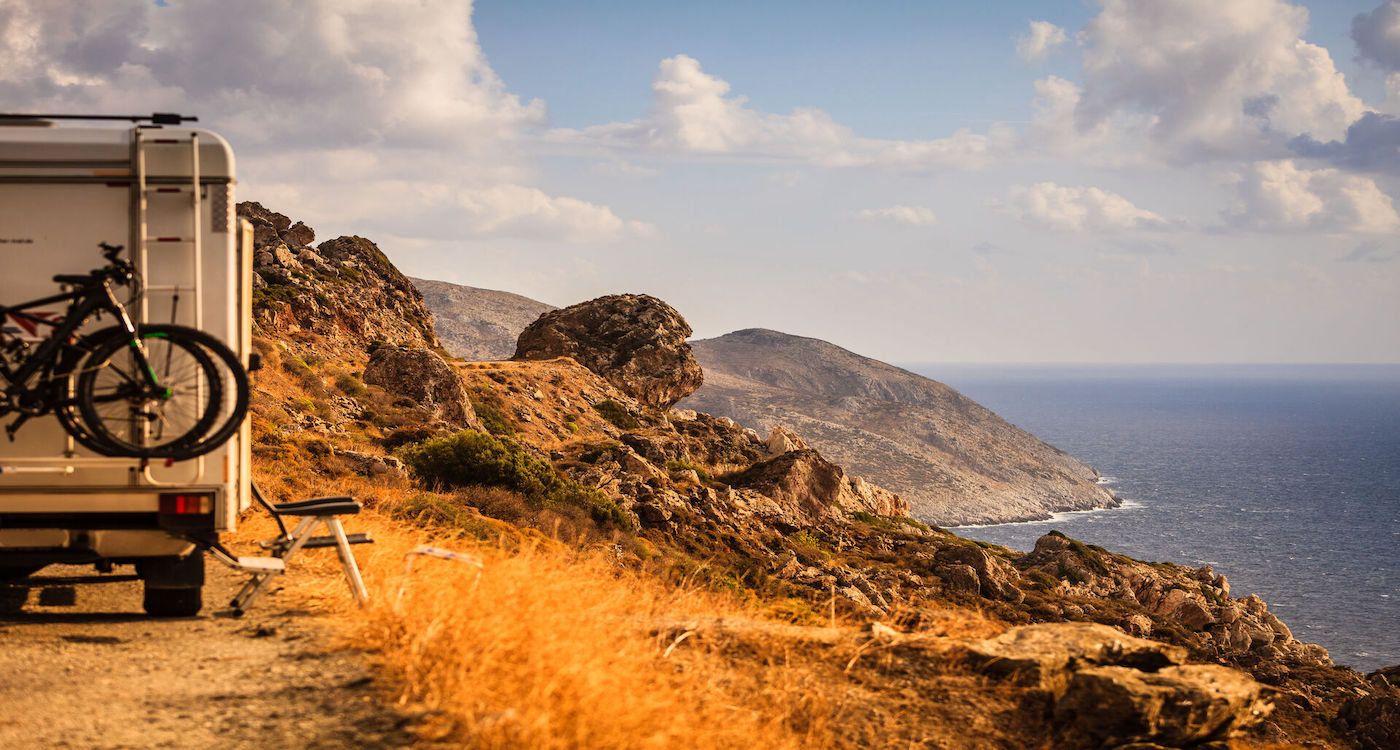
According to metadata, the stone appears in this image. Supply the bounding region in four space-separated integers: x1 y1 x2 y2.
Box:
1335 691 1400 750
271 243 299 268
935 544 1022 603
1123 614 1154 637
513 293 704 409
726 449 909 527
363 346 482 430
764 426 810 456
935 564 980 595
962 622 1187 692
284 220 315 246
1160 588 1215 631
1055 665 1272 747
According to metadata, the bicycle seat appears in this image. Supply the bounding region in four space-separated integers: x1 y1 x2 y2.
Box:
52 273 96 286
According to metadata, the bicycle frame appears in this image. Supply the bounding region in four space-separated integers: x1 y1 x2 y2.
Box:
0 277 152 403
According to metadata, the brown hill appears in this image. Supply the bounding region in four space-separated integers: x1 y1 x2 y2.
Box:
410 277 555 361
682 328 1118 526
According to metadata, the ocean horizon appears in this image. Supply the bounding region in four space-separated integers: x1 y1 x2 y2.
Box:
902 362 1400 673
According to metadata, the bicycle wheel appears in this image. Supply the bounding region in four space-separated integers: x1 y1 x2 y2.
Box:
72 325 248 460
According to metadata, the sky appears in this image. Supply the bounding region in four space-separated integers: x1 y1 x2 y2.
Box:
2 0 1398 363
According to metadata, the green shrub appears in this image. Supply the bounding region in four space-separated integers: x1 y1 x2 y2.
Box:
579 442 619 464
893 516 931 533
392 494 498 540
334 373 369 398
593 399 640 430
664 459 711 483
338 266 363 283
398 430 631 530
472 400 515 435
789 529 825 551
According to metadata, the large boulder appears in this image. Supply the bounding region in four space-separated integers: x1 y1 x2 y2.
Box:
363 346 481 430
1335 691 1400 750
727 448 909 528
962 622 1186 692
513 294 703 410
1055 665 1272 747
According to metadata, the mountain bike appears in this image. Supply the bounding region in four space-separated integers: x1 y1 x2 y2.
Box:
0 243 248 460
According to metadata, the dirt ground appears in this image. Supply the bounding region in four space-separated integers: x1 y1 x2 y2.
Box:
0 560 410 750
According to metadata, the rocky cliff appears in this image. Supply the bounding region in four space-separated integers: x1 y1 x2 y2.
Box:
240 202 437 358
682 328 1118 526
410 277 555 361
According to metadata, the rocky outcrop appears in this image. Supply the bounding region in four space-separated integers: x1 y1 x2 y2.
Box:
1057 664 1271 747
962 623 1270 747
727 449 908 527
1020 532 1332 673
238 202 437 356
363 346 482 430
963 622 1187 691
682 329 1119 526
1335 690 1400 750
411 277 556 361
513 294 703 410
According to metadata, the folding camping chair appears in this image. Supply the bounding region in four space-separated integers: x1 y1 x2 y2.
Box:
228 486 373 615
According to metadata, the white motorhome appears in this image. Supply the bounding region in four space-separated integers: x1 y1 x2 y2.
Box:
0 114 252 615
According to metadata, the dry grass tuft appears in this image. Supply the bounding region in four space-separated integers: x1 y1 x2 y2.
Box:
325 512 832 748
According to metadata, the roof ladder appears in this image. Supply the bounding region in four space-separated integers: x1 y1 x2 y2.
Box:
130 128 203 329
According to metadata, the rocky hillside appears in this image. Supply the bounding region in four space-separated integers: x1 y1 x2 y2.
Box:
233 203 1397 749
682 328 1117 526
241 202 437 357
410 277 555 361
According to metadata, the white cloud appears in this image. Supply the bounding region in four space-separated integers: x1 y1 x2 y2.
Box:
550 55 1014 170
0 0 546 151
456 185 658 243
1352 1 1400 71
1072 0 1366 163
1222 160 1400 233
591 160 662 178
0 1 654 246
856 205 937 226
1004 183 1169 232
1016 21 1068 63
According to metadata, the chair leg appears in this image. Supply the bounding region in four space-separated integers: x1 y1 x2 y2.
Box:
229 516 317 613
327 517 370 606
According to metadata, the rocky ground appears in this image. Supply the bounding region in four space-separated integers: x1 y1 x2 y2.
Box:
0 563 409 749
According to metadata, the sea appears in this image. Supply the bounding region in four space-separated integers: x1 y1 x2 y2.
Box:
903 363 1400 674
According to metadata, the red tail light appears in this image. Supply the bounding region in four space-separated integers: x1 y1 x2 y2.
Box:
159 492 212 514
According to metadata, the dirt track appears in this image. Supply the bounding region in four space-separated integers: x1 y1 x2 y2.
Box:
0 561 409 749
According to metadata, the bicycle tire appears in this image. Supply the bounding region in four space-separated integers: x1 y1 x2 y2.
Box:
51 329 194 458
72 325 248 460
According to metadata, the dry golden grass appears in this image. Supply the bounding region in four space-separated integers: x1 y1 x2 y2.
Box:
358 514 840 747
231 464 835 749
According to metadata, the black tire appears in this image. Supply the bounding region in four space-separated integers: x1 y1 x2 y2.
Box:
143 586 202 617
72 325 248 460
54 331 217 458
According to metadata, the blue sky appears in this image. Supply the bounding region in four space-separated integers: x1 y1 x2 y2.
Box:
4 0 1397 363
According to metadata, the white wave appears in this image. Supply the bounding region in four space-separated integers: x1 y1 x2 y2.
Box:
955 498 1144 529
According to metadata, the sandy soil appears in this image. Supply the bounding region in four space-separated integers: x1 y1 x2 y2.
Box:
0 561 410 749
